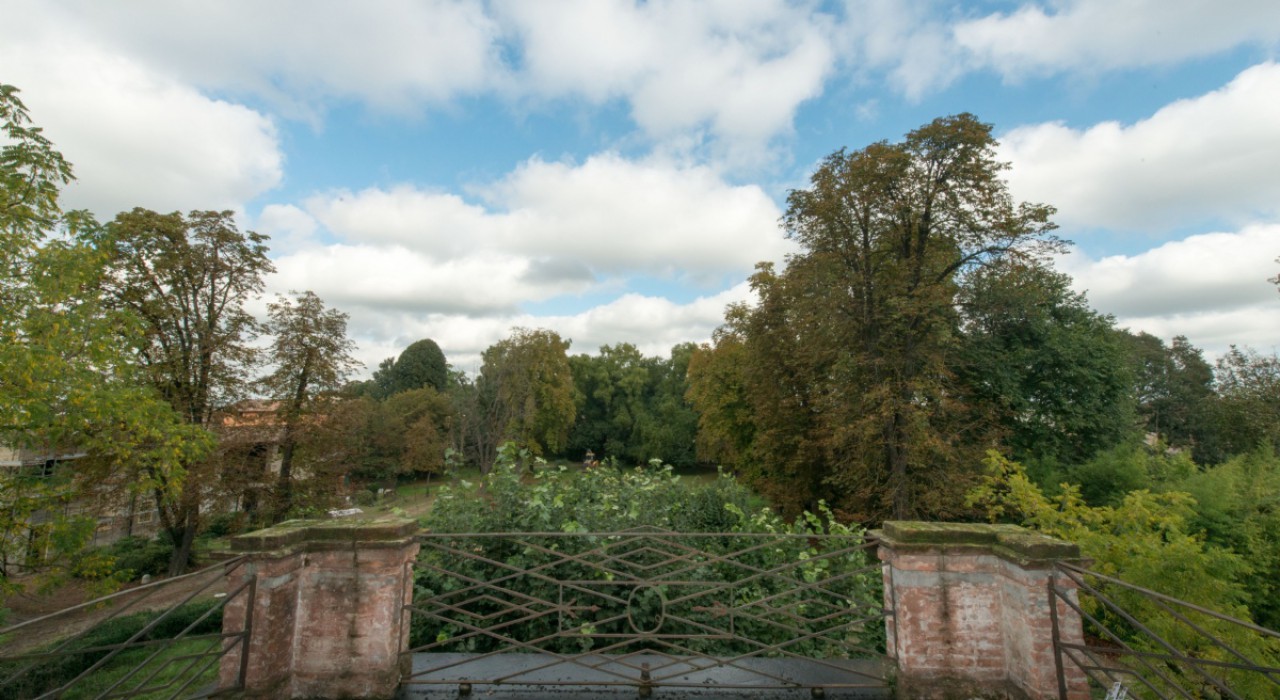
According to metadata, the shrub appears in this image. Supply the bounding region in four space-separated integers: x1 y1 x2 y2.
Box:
413 448 883 658
102 536 174 581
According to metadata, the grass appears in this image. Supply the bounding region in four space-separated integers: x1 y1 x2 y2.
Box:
60 637 221 700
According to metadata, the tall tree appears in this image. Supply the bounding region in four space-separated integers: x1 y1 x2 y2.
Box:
470 328 576 469
1 84 204 594
102 208 274 573
956 262 1136 466
389 338 448 394
693 114 1061 520
1211 346 1280 458
567 343 652 462
633 343 700 468
258 291 361 520
1126 333 1217 458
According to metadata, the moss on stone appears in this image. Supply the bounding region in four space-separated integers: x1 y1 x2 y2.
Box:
232 517 418 552
879 520 1081 564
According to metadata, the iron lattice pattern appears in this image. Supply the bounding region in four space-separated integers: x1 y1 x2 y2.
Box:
403 527 890 693
0 558 252 700
1051 562 1280 699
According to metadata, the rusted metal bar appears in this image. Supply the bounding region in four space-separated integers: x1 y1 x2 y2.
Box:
403 529 891 693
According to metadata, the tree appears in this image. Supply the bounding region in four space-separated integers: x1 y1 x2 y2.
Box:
1210 346 1280 458
469 328 576 470
956 262 1136 466
1125 333 1216 459
389 339 448 394
632 343 700 468
356 387 454 480
1 84 205 596
692 114 1061 521
258 291 361 520
567 343 652 462
102 208 274 574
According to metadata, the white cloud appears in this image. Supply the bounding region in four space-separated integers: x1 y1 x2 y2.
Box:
999 63 1280 231
545 283 753 360
269 245 593 318
254 204 318 255
305 153 792 281
837 0 966 99
1061 225 1280 357
325 283 753 377
48 0 503 117
18 0 834 160
497 0 835 163
955 0 1280 80
1 5 282 216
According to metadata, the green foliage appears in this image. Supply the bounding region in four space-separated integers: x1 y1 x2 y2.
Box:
1210 346 1280 458
96 536 176 581
957 262 1136 466
1 83 208 598
1126 333 1217 460
566 342 699 468
968 453 1280 697
691 114 1063 521
354 387 454 480
414 446 883 658
462 328 576 469
390 338 449 394
0 600 221 699
1174 445 1280 630
1050 441 1196 507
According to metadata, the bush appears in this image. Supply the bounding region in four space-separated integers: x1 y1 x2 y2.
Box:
201 511 249 539
413 449 883 658
102 536 174 581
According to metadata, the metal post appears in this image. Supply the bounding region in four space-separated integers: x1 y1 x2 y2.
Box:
1049 569 1068 700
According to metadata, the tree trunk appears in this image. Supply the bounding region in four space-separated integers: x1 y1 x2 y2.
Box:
273 437 296 523
166 506 199 576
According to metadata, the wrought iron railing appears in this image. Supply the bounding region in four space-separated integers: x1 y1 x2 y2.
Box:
0 556 253 700
401 527 892 695
1050 561 1280 699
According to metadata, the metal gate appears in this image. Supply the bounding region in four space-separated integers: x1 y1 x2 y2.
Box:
1049 561 1280 699
0 556 254 699
401 527 893 697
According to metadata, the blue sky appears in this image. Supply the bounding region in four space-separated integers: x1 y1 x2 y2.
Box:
4 0 1279 374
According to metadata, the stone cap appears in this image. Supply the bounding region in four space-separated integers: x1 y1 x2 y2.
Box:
232 516 419 552
874 521 1082 566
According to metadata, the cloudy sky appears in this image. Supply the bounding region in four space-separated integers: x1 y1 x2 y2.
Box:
4 0 1279 374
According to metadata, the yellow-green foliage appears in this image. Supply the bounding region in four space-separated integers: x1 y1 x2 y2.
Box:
969 452 1280 698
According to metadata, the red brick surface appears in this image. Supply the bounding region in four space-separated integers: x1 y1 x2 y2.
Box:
880 527 1090 699
219 522 419 700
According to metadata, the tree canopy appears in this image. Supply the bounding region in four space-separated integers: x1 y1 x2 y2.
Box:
259 290 361 519
468 328 576 468
101 207 275 573
1 85 205 595
690 113 1063 520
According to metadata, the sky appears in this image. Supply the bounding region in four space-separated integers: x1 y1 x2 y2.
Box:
4 0 1279 375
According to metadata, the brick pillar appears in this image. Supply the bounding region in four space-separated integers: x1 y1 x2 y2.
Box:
875 522 1090 700
220 518 420 700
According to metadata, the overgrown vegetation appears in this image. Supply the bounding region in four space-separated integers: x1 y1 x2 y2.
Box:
969 452 1280 697
412 449 884 658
